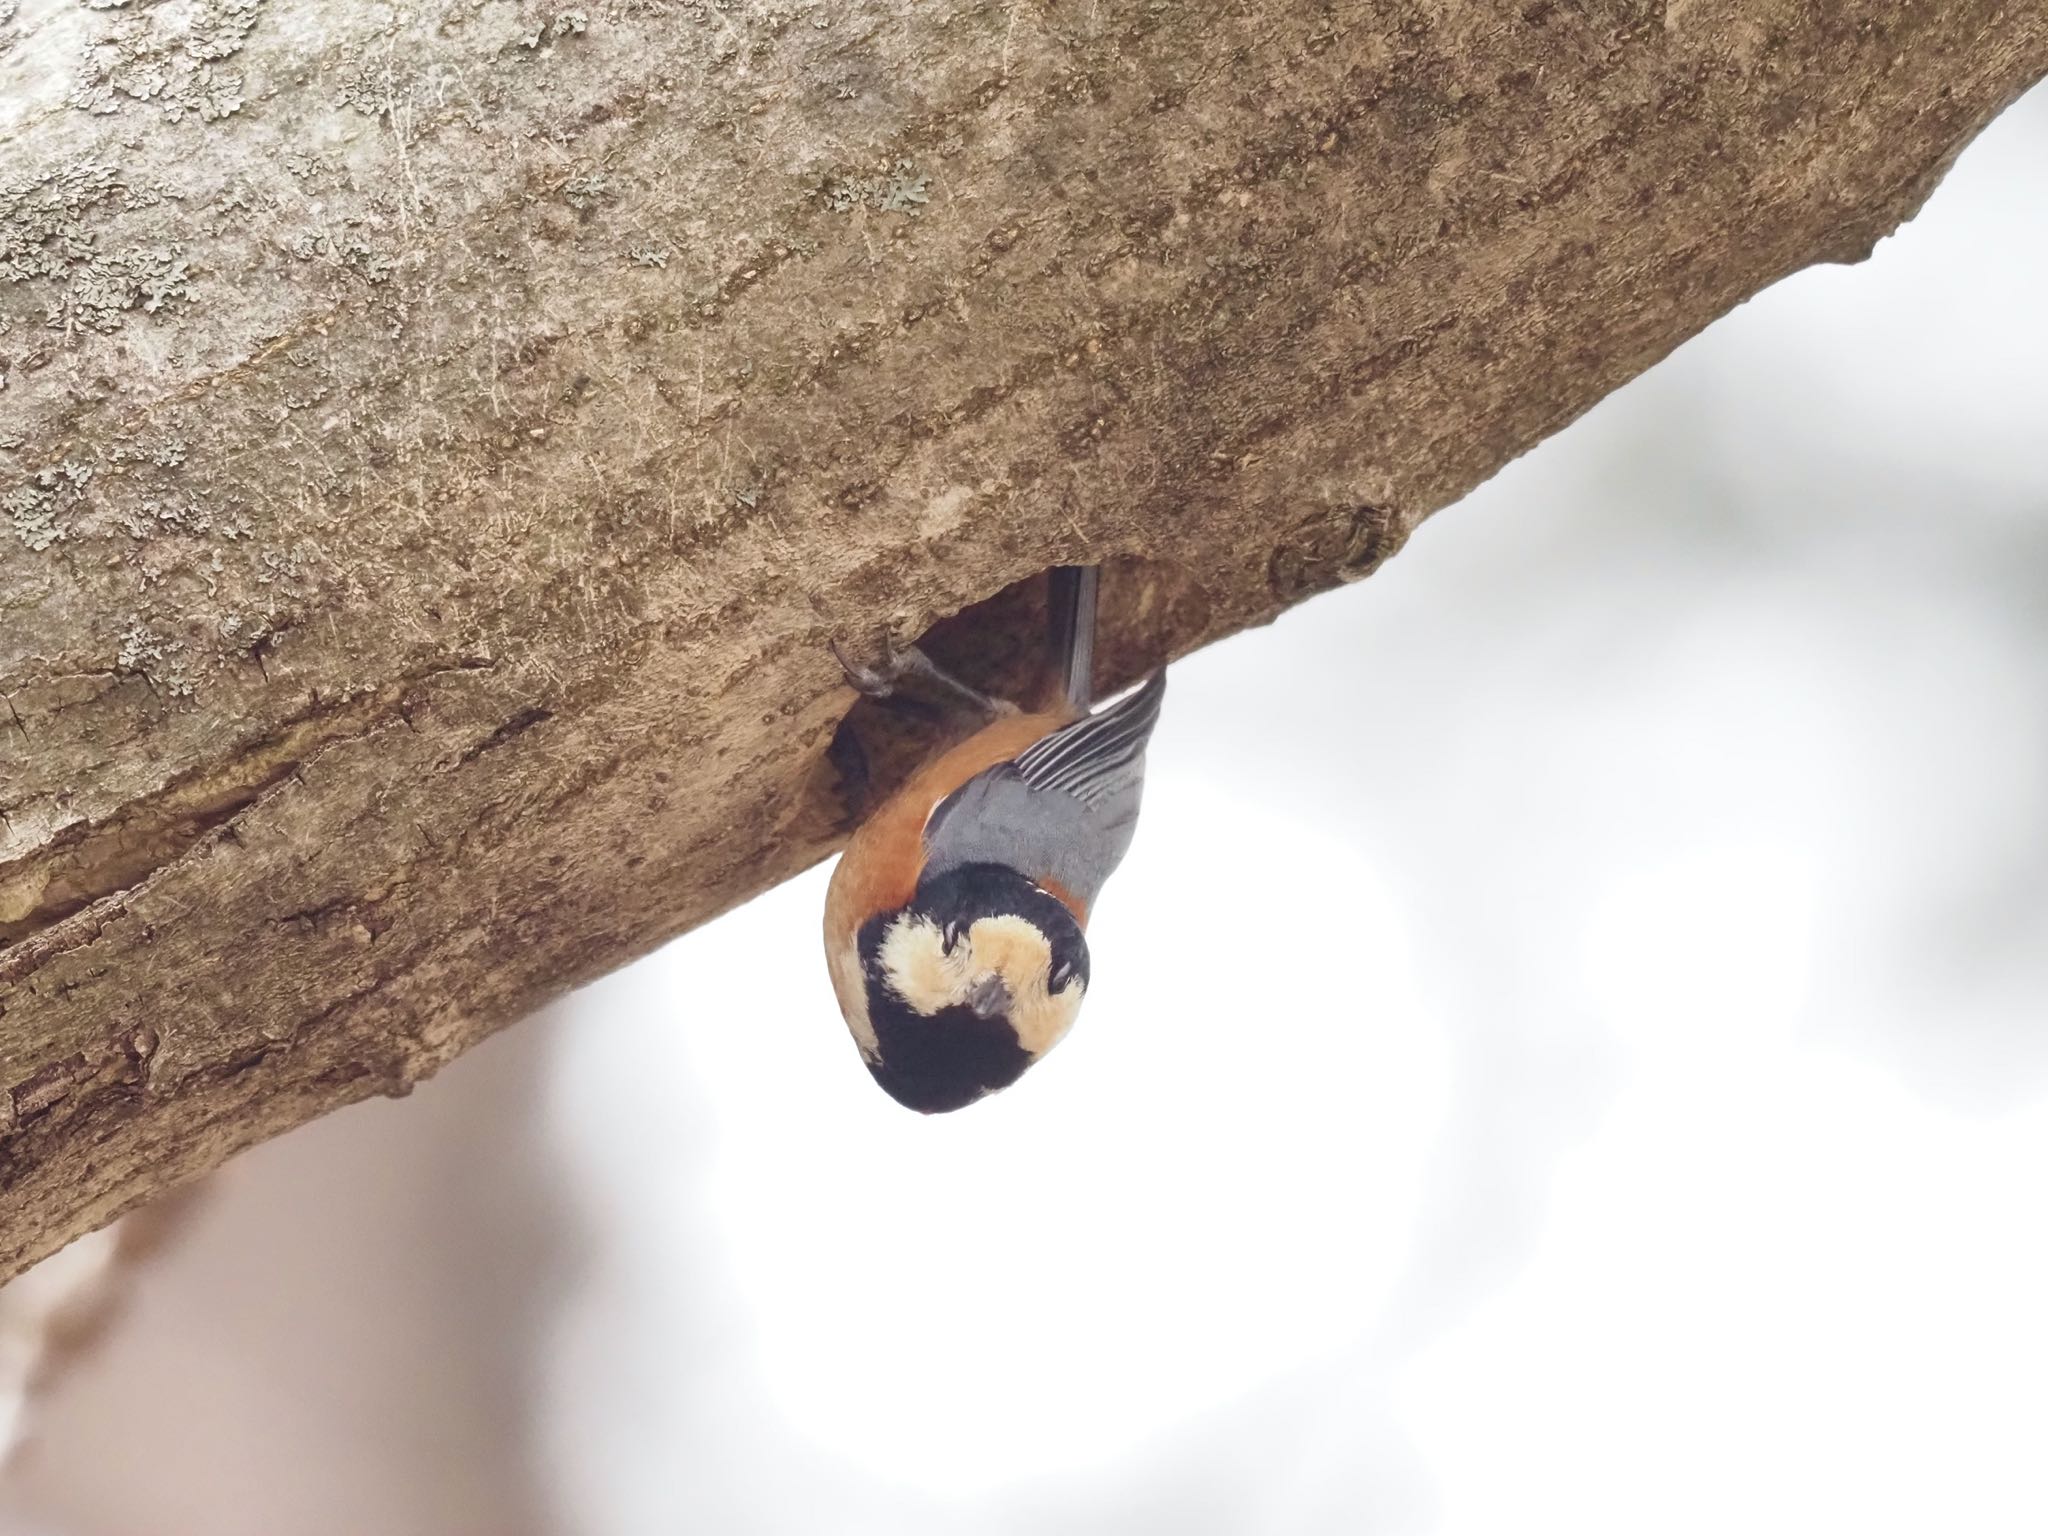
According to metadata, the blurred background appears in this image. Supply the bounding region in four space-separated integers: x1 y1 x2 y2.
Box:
3 81 2045 1536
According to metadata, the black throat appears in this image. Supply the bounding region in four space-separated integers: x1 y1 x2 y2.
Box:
862 992 1033 1114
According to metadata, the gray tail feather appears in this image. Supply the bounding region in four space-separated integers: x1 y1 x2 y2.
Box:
1047 565 1098 712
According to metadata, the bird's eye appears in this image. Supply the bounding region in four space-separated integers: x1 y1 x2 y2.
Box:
1049 960 1074 990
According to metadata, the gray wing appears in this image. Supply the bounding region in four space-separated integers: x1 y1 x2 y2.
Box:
922 673 1165 913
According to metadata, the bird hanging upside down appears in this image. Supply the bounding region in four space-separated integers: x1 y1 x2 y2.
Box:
824 567 1165 1113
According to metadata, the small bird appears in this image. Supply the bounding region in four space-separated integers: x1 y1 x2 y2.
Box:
824 567 1165 1113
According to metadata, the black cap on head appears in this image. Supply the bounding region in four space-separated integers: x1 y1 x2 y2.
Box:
911 864 1090 985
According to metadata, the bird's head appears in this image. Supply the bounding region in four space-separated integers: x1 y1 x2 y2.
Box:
856 863 1090 1113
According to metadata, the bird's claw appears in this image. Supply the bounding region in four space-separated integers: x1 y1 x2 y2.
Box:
831 638 901 700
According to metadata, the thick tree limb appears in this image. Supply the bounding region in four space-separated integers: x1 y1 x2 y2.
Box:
0 0 2041 1279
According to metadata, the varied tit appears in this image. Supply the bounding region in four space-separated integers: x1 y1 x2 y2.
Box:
824 566 1165 1113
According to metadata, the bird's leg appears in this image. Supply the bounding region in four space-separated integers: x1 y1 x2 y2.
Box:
890 646 1021 718
831 640 1019 718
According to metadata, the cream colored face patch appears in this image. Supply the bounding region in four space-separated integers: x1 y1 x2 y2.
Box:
876 912 1085 1057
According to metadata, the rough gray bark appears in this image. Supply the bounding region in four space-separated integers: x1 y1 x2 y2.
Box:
1 0 2042 1281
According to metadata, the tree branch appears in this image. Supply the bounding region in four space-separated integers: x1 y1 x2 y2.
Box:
2 0 2042 1279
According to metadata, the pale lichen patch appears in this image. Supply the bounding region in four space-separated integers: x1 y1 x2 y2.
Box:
107 436 189 470
0 161 190 334
1 162 121 279
822 160 932 215
116 620 198 698
67 0 264 121
4 483 60 553
60 243 191 327
3 463 93 553
562 173 608 209
284 226 396 284
334 62 390 118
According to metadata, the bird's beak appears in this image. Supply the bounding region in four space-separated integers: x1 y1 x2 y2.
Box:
966 973 1012 1019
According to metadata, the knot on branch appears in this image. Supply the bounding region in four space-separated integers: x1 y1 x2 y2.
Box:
1267 505 1409 599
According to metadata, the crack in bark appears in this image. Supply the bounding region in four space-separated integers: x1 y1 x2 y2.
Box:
450 706 552 768
0 968 394 1179
0 660 497 950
